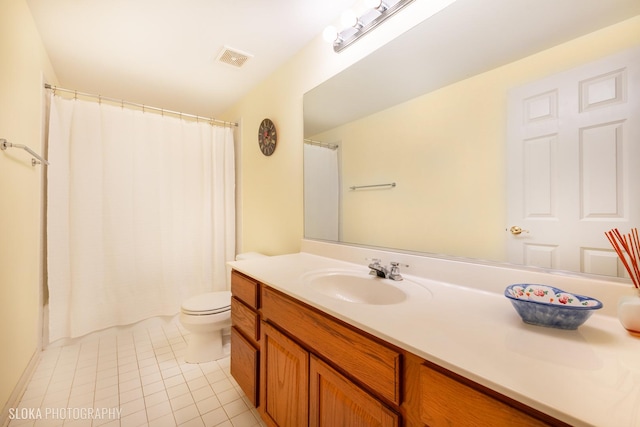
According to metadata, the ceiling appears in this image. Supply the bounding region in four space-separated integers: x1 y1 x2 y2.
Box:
26 0 357 119
27 0 640 125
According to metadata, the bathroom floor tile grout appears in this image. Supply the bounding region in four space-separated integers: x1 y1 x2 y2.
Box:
8 316 265 427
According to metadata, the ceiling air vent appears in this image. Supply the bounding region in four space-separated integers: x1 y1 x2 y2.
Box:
216 46 252 68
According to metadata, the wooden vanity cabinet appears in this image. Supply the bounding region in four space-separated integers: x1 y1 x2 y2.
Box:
260 286 401 427
229 269 566 427
230 271 261 406
261 286 401 405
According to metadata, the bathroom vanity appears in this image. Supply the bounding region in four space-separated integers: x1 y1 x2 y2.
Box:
228 243 640 427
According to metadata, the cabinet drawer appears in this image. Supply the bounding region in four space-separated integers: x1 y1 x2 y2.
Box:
230 327 259 406
231 297 260 343
419 363 551 427
262 286 401 405
231 270 259 309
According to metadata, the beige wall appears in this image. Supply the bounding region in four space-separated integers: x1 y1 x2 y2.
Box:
0 0 57 415
225 12 640 258
312 15 640 262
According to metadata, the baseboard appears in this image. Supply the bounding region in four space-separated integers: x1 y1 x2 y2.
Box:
0 349 42 427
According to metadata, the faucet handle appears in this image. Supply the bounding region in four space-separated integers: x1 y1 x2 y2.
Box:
389 261 409 268
366 257 382 266
388 261 409 281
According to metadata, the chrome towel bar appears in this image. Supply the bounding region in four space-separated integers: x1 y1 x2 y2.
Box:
349 182 396 191
1 139 50 166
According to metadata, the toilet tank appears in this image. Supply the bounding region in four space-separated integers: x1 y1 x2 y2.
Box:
235 252 267 261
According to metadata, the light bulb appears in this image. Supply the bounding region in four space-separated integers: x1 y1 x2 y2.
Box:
322 26 339 43
341 10 359 28
364 0 387 11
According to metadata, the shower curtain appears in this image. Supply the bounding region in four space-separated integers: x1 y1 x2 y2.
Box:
46 94 235 342
303 143 340 241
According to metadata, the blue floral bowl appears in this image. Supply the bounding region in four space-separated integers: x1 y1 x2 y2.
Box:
505 284 603 330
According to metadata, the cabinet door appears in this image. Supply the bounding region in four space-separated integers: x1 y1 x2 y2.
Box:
309 355 399 427
230 327 258 406
261 321 309 427
420 363 551 427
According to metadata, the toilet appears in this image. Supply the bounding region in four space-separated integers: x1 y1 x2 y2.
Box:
180 252 266 363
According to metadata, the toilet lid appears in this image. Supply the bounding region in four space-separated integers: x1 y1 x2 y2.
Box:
181 291 231 315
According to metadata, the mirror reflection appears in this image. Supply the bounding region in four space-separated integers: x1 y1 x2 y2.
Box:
303 0 640 277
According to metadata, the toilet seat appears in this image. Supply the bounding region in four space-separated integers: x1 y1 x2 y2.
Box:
181 291 231 316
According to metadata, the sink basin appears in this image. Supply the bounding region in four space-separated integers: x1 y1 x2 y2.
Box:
302 270 407 305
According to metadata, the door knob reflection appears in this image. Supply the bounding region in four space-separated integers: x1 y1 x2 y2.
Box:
509 226 529 235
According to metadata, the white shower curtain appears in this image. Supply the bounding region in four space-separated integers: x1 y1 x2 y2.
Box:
47 95 235 342
304 143 340 241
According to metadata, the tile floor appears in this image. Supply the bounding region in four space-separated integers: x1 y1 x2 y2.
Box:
7 316 265 427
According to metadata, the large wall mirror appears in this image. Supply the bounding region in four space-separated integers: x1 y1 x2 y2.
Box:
303 0 640 278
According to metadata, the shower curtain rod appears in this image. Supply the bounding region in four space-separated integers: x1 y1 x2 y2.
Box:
304 138 338 150
44 84 238 128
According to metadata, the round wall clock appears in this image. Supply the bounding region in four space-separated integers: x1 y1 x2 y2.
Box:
258 118 277 156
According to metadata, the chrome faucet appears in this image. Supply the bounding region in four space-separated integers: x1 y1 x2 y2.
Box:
367 259 408 281
367 258 388 278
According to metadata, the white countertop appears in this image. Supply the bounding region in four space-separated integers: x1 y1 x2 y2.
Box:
228 250 640 427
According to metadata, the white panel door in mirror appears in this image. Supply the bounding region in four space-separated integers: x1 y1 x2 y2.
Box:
507 46 640 277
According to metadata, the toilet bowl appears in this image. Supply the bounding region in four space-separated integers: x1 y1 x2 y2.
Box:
180 252 266 363
180 291 231 363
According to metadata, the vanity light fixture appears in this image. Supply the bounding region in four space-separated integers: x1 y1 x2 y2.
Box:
323 26 341 44
341 9 363 29
364 0 389 12
323 0 415 52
